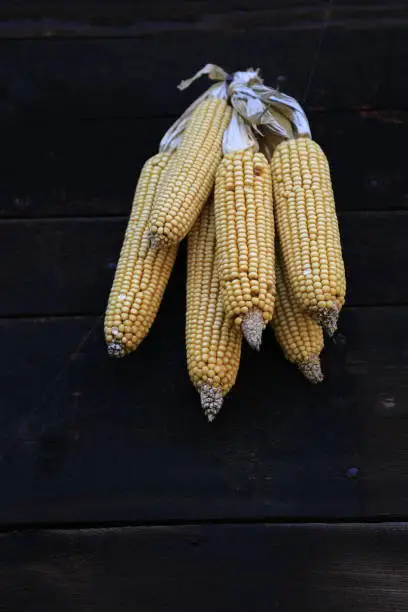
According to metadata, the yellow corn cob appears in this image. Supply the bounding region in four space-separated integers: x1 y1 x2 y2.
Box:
186 200 242 422
272 257 324 383
271 136 346 335
149 97 232 247
214 148 275 350
104 152 178 357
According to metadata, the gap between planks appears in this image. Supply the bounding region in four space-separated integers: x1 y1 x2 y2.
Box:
2 517 408 536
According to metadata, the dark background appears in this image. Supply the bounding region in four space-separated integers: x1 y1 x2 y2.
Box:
1 1 408 610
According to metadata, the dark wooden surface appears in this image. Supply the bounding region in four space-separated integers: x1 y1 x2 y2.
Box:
1 25 406 125
1 305 408 524
2 523 408 612
1 2 406 37
1 1 408 610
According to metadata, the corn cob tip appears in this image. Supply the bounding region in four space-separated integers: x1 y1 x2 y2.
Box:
107 341 126 359
316 304 339 337
241 309 265 351
200 384 223 422
297 355 324 384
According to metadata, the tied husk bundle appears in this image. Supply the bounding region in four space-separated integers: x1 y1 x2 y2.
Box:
104 63 346 422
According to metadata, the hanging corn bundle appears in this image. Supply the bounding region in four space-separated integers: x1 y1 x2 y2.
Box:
214 110 275 350
102 62 347 422
186 200 242 421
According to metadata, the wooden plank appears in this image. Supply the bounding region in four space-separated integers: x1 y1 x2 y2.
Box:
0 0 316 20
0 21 405 126
1 212 407 316
1 2 404 37
2 111 406 219
0 306 406 524
1 2 406 39
0 4 326 39
1 523 408 611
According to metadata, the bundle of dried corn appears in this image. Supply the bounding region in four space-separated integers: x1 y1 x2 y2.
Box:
103 63 346 422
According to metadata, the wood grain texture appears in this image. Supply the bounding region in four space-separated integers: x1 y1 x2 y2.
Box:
2 111 407 219
2 523 408 611
1 212 407 316
0 20 406 127
0 305 406 524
